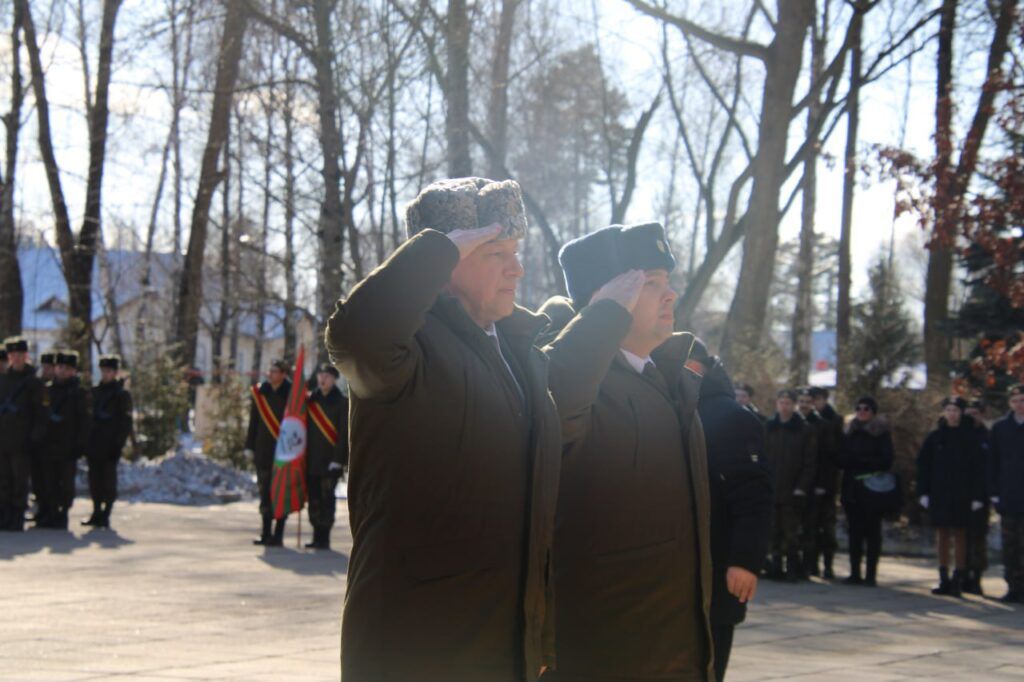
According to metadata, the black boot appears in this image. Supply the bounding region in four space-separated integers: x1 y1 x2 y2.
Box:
786 552 805 582
305 526 322 549
32 506 53 528
96 502 113 529
81 501 101 527
267 517 287 547
962 569 983 596
823 551 836 580
7 507 25 532
54 509 69 531
932 567 952 595
252 514 273 545
319 527 331 551
767 554 785 581
949 569 965 598
864 555 879 587
843 556 863 585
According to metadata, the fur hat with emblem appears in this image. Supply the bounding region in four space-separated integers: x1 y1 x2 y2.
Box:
404 177 527 240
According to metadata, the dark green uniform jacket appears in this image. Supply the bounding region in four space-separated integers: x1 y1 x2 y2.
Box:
813 404 843 495
87 379 132 460
306 385 348 477
765 413 816 505
542 297 714 681
326 229 561 682
43 376 90 459
0 365 47 453
244 379 290 470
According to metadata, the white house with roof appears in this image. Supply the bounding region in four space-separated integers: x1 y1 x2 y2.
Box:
17 246 318 379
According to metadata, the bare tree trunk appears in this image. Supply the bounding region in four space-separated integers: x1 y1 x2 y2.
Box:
0 3 25 339
791 5 826 387
719 0 814 365
836 7 863 393
213 127 231 384
486 0 519 177
283 65 298 362
175 0 247 368
446 0 471 176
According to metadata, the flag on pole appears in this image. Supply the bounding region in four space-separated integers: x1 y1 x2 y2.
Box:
271 345 308 520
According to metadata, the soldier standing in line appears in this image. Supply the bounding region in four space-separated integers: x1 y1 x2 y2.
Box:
38 351 56 382
0 336 47 531
990 384 1024 603
36 351 90 529
30 350 57 522
244 358 291 546
83 355 132 529
735 382 767 424
963 398 991 595
304 363 348 551
810 386 844 579
765 389 816 582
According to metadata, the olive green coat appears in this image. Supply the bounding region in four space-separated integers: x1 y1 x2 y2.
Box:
542 297 715 681
765 413 817 506
326 229 561 681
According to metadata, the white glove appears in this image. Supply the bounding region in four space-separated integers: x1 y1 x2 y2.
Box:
992 496 1001 505
589 269 645 314
814 487 826 496
328 462 344 473
446 223 505 260
243 448 255 461
919 495 929 509
793 488 807 497
971 500 984 512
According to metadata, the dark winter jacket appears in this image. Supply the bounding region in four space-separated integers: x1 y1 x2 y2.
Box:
87 379 133 461
0 364 47 452
541 297 714 680
990 413 1024 516
764 412 816 506
838 416 894 511
326 230 561 681
305 385 348 477
814 403 844 495
42 376 90 460
698 362 772 627
917 416 987 528
244 379 290 471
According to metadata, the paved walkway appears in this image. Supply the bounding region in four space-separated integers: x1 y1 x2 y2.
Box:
1 500 1021 681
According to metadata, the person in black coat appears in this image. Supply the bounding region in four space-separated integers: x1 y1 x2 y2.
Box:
917 397 987 597
698 357 772 682
304 364 349 550
990 384 1024 603
963 398 991 595
244 359 291 546
810 386 844 579
837 396 894 586
84 355 133 529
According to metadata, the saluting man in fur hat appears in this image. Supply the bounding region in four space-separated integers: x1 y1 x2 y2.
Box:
539 223 716 681
326 177 562 681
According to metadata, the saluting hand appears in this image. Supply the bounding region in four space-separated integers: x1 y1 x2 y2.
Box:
447 223 505 260
589 269 645 314
727 566 758 603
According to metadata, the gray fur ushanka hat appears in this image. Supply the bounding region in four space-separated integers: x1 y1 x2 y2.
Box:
404 177 528 240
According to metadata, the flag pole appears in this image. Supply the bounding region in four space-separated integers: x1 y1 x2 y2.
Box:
297 508 302 549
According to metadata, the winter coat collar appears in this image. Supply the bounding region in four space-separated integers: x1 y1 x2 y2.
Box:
819 403 840 421
937 414 976 433
433 295 549 353
260 379 291 398
767 412 805 431
800 408 821 424
312 385 343 403
846 414 890 437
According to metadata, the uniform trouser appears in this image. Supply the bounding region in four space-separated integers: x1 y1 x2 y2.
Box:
1002 514 1024 592
801 494 838 562
256 466 273 518
712 623 735 682
967 506 990 573
772 503 803 557
0 448 31 513
86 456 118 504
845 507 883 573
306 474 337 529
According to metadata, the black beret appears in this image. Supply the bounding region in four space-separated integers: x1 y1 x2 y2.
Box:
1009 384 1024 398
856 396 879 413
55 350 79 367
558 222 676 309
777 388 798 402
316 363 340 378
4 336 28 352
942 396 968 411
98 355 121 370
40 351 56 365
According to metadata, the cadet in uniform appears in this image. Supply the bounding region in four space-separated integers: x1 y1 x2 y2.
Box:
244 358 290 546
36 351 90 529
809 386 843 579
83 355 132 528
990 385 1024 603
304 363 348 550
30 350 57 521
0 336 47 531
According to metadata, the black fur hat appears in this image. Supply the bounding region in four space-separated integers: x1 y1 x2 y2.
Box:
55 350 79 368
558 222 676 309
98 355 121 370
40 351 56 365
4 336 28 352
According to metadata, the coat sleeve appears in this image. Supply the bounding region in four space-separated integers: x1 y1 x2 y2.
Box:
325 230 459 401
244 394 259 451
796 425 817 493
722 415 773 572
916 433 933 497
543 299 633 446
335 396 350 469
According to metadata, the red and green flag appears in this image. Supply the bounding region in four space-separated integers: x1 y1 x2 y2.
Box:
271 345 308 520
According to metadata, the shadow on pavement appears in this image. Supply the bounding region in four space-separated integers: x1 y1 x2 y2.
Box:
257 546 349 576
0 526 134 560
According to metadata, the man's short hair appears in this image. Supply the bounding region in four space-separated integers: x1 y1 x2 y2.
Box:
317 363 340 379
734 382 754 396
269 359 290 373
1008 384 1024 398
777 389 798 402
809 386 829 399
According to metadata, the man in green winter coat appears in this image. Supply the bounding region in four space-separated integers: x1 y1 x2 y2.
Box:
304 363 348 551
0 336 47 531
539 222 714 681
83 355 132 529
326 177 561 681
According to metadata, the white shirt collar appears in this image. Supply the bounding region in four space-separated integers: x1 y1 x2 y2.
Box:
620 348 653 374
484 323 499 339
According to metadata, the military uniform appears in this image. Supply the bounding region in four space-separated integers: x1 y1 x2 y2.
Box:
0 337 47 531
988 392 1024 603
965 414 991 594
765 411 816 580
806 402 843 577
37 351 90 529
244 374 290 545
29 350 56 521
84 356 132 528
305 368 348 550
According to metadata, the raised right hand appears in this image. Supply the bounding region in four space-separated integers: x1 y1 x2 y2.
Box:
589 269 645 314
446 223 505 260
